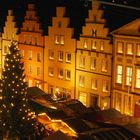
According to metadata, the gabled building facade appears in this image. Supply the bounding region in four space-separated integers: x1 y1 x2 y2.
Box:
76 0 112 108
112 18 140 116
19 4 44 89
44 7 76 99
1 10 18 74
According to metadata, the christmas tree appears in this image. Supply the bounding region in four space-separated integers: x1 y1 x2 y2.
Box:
0 42 46 139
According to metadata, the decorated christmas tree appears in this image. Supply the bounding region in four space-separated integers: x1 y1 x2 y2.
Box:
0 42 46 139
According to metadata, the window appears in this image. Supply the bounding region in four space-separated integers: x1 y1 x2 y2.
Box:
58 51 63 61
91 40 96 50
102 60 108 72
49 50 54 60
4 45 8 54
28 51 32 60
66 52 71 63
58 68 63 78
20 50 24 58
90 58 96 70
92 29 97 37
79 56 85 68
58 21 61 28
91 79 97 90
37 52 41 62
117 42 123 53
33 23 35 31
35 81 41 89
37 67 40 76
136 44 140 56
66 70 71 80
126 67 132 86
24 35 27 43
79 75 85 87
29 35 32 44
116 65 123 84
102 80 109 92
83 39 88 49
55 35 60 44
49 67 54 77
60 36 64 45
48 85 53 94
28 79 33 87
126 43 133 55
35 36 38 45
79 92 87 106
100 41 104 51
28 65 32 74
55 35 64 45
136 68 140 88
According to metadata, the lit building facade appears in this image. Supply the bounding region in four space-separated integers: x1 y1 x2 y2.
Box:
112 18 140 116
1 10 18 74
44 7 76 99
76 0 112 108
19 4 44 89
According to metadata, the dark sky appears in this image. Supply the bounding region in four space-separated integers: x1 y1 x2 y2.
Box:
0 0 139 37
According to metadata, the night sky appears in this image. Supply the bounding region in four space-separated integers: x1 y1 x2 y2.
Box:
0 0 139 37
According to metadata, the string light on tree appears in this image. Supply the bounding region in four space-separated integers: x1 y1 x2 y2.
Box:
0 42 46 139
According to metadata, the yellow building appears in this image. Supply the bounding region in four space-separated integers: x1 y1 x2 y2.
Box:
1 10 18 73
44 7 76 99
112 18 140 116
19 4 44 89
76 0 112 108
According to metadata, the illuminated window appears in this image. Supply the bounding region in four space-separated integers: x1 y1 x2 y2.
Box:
102 80 109 92
136 68 140 88
83 39 88 49
4 45 8 54
124 95 131 115
48 85 53 94
49 50 54 60
28 51 32 60
90 58 96 70
100 41 104 51
79 56 85 68
58 51 63 62
37 67 40 76
91 40 96 50
66 70 71 80
91 78 97 90
20 50 24 58
116 65 123 84
55 35 60 44
117 42 123 53
58 68 63 79
48 67 54 77
79 75 85 87
102 60 108 72
37 52 41 62
28 79 33 87
79 92 87 106
35 81 41 89
116 93 121 111
126 43 133 55
136 44 140 56
60 36 64 45
126 67 132 86
66 52 71 63
28 65 32 74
